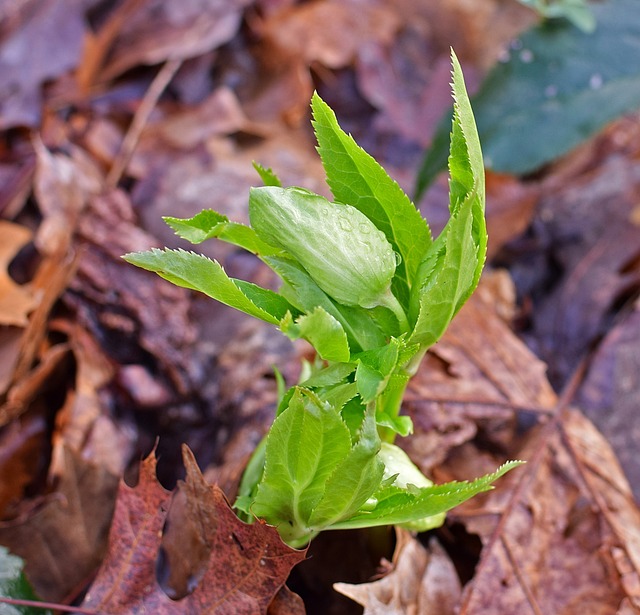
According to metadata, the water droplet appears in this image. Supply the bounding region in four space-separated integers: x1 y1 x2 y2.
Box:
338 217 352 232
393 251 402 266
589 73 603 89
358 222 371 234
545 84 558 98
519 49 534 63
321 207 329 215
510 38 523 51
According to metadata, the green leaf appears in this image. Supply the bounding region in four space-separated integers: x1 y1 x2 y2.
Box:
377 442 444 530
0 546 52 615
281 307 351 362
163 210 280 255
354 340 401 403
251 388 352 545
123 248 294 324
329 460 524 530
253 161 283 187
417 0 640 187
309 405 384 529
312 92 431 300
265 255 387 351
409 51 487 347
250 186 397 310
299 362 356 388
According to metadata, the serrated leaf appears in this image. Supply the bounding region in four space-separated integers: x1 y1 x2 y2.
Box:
311 92 431 300
163 210 280 255
123 248 293 325
281 307 350 362
329 461 524 530
253 161 282 187
251 388 352 546
299 362 356 388
309 405 384 529
409 51 487 348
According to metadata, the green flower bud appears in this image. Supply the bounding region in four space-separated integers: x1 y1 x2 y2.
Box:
249 186 396 309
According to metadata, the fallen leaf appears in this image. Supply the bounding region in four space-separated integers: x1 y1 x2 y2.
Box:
0 446 118 602
89 0 253 83
0 222 39 327
0 0 88 129
458 408 640 614
516 120 640 387
404 273 556 474
335 529 461 615
577 298 640 499
82 446 306 613
261 1 399 69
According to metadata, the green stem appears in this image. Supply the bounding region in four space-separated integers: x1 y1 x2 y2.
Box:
378 289 410 333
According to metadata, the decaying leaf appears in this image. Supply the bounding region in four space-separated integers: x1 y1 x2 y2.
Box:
457 408 640 614
577 297 640 499
335 529 461 615
0 446 118 602
0 222 39 327
82 446 305 613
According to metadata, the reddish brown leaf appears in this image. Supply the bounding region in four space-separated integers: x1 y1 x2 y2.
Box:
82 447 306 613
458 409 640 614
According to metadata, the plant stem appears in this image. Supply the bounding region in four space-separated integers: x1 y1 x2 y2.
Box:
378 289 410 333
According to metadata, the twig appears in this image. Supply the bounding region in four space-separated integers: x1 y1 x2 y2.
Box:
0 596 97 614
106 58 182 189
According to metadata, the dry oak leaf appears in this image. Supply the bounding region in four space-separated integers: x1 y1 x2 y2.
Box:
82 446 306 614
456 408 640 615
335 529 461 615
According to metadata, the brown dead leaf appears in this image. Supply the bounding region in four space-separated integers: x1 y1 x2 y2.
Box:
578 298 640 499
403 273 556 473
0 446 118 602
82 446 306 613
457 408 640 614
0 0 88 129
335 530 461 615
85 0 253 85
261 1 399 69
0 221 39 327
33 139 101 255
514 118 640 387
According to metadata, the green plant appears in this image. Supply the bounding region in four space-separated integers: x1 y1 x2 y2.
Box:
124 51 522 548
517 0 595 32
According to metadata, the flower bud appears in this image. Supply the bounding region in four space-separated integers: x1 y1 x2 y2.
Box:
250 186 396 309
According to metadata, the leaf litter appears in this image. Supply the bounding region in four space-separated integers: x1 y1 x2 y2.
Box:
0 0 638 613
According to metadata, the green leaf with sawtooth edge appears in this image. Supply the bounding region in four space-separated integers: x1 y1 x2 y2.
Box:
251 388 352 545
409 50 487 347
308 405 384 530
281 307 351 363
311 92 432 304
253 161 283 187
164 210 281 255
122 248 293 325
328 460 524 530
